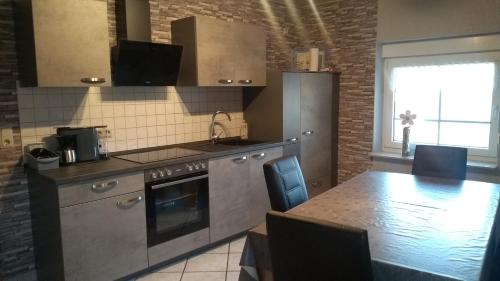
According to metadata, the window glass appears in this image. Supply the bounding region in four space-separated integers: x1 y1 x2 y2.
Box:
389 62 496 151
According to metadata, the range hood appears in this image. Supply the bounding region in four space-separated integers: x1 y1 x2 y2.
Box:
112 0 182 86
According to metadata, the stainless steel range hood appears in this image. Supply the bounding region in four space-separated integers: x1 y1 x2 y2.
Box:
112 0 183 86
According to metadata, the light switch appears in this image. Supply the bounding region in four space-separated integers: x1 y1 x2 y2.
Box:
1 128 14 148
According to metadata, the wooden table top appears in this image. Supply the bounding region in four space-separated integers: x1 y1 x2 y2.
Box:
285 171 500 281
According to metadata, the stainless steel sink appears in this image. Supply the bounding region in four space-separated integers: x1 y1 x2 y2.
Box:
190 138 268 152
215 139 266 146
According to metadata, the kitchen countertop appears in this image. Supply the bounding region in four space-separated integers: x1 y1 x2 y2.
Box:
31 139 286 185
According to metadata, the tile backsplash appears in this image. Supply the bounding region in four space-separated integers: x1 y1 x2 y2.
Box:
17 86 243 152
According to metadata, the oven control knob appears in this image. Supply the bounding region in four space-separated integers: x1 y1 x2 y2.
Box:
158 170 165 178
186 164 193 171
150 171 158 180
165 169 172 176
194 163 200 170
200 162 206 169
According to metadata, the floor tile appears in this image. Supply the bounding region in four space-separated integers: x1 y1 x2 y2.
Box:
184 253 228 272
227 253 242 271
226 271 240 281
204 242 229 254
156 259 187 273
181 272 226 281
136 272 182 281
229 236 247 253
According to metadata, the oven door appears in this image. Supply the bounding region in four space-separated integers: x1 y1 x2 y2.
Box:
146 171 209 247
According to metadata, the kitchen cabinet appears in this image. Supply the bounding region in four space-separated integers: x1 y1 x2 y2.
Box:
28 171 146 281
171 16 266 87
209 146 282 242
209 152 251 242
13 0 111 87
248 147 283 226
60 191 148 281
244 71 339 197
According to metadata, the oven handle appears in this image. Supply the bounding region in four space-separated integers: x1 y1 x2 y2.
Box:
151 174 208 190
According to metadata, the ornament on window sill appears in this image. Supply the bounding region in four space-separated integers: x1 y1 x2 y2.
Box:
400 110 417 157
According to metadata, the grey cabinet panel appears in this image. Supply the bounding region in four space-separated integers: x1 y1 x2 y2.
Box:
209 153 251 242
58 172 143 207
300 73 333 191
283 142 301 160
283 72 302 145
172 16 266 87
148 228 209 266
196 17 235 86
234 22 266 86
248 147 283 227
15 0 111 87
60 191 148 281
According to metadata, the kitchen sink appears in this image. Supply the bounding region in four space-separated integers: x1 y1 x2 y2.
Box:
215 139 267 146
188 138 269 152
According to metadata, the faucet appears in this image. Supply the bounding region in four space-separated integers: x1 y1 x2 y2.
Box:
210 110 232 144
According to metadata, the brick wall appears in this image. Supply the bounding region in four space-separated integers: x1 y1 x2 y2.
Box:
0 0 36 279
299 0 378 182
0 0 377 278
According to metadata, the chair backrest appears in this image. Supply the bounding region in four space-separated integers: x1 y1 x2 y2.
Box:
263 155 308 212
412 145 467 180
266 211 373 281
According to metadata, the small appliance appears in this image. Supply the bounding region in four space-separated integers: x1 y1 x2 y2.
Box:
56 127 100 163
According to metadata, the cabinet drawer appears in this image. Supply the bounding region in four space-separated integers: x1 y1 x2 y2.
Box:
58 172 143 207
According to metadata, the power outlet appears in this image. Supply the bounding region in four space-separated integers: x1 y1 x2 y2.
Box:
1 128 14 148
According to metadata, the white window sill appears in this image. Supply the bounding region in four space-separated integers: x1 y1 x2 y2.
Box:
370 151 498 171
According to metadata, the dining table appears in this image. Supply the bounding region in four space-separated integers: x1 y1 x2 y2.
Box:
239 171 500 281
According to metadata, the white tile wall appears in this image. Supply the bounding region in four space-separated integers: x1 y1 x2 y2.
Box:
17 86 244 152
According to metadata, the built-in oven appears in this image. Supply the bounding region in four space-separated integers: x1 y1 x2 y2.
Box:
145 160 209 247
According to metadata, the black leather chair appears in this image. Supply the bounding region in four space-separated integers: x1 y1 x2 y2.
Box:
263 155 308 212
412 145 467 180
266 211 374 281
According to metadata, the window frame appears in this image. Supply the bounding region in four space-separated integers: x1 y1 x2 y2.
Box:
382 52 500 163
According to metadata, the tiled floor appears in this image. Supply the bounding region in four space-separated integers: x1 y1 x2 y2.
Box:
135 235 247 281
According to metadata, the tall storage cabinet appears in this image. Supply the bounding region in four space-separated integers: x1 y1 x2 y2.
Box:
243 71 340 197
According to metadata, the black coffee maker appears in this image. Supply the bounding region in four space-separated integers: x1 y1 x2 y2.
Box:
56 127 100 163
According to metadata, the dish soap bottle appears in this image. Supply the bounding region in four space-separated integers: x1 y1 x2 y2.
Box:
240 120 248 140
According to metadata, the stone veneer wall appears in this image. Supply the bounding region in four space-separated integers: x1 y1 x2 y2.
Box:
299 0 378 182
0 0 377 278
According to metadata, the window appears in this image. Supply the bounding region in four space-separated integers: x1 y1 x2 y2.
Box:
383 52 500 162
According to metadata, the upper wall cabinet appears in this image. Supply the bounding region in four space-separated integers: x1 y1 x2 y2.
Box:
172 16 266 87
13 0 112 87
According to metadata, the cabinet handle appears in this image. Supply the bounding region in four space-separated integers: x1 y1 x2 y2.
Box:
81 77 106 84
286 137 298 143
233 156 248 163
91 180 118 192
116 196 142 208
302 130 314 136
238 79 252 85
218 79 233 84
252 153 266 159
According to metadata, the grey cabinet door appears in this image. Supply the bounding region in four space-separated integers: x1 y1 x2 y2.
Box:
233 22 266 86
248 147 283 226
60 191 148 281
209 153 250 242
283 72 302 146
195 17 235 86
32 0 111 87
300 73 333 194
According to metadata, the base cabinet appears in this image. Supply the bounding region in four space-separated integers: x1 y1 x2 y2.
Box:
60 191 148 281
209 147 283 242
